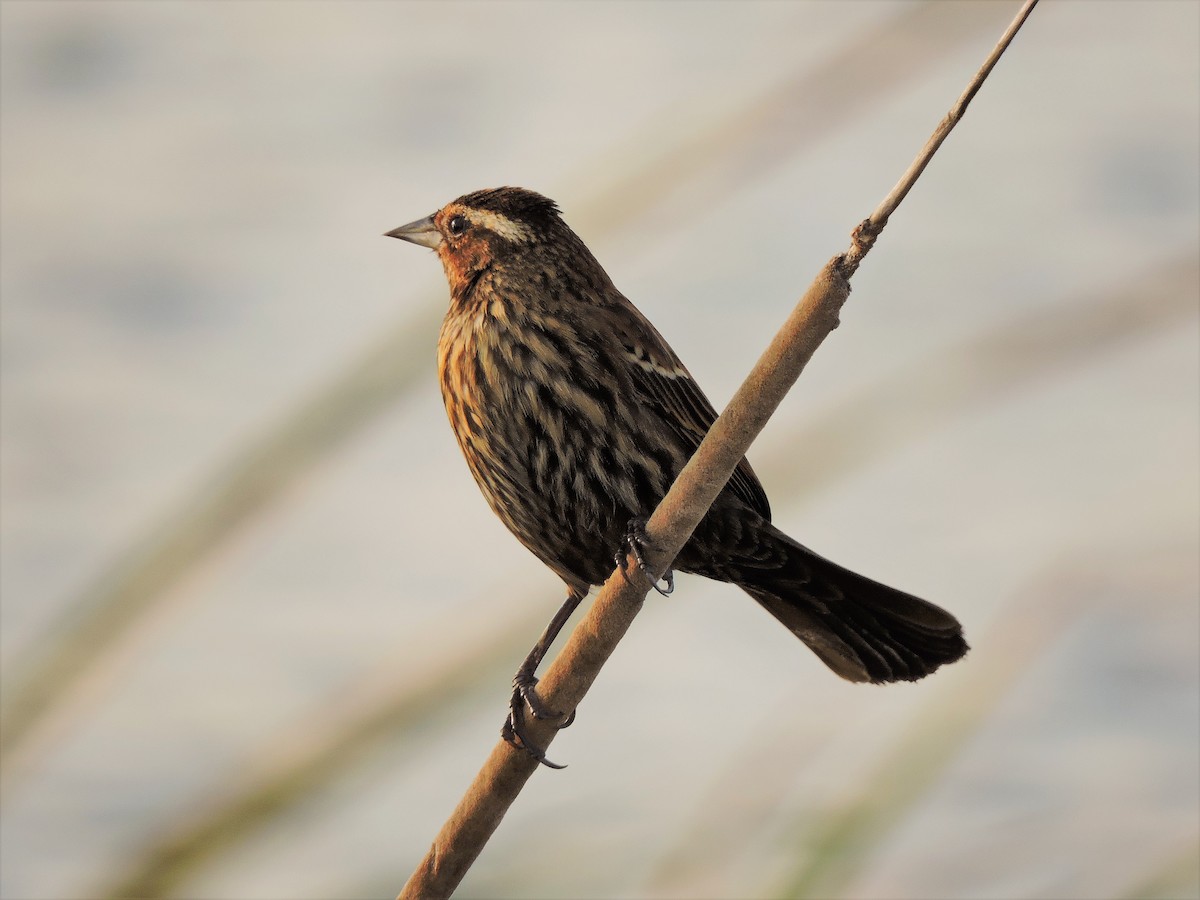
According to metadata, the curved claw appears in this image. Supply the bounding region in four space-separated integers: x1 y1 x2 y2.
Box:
503 701 567 769
619 517 675 596
654 568 675 597
504 673 576 769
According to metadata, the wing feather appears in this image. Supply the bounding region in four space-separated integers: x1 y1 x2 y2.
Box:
605 298 772 520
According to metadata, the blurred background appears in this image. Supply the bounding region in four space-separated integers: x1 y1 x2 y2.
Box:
1 1 1197 898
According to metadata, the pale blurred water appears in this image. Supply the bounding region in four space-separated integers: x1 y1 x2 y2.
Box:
1 2 1197 899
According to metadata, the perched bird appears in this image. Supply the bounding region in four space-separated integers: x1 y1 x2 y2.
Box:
387 187 967 766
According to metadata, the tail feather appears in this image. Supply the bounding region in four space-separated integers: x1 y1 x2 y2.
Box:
736 535 968 684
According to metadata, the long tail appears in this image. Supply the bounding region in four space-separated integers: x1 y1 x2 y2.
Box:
734 527 968 684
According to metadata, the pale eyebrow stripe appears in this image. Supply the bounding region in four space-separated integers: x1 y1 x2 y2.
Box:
469 208 535 243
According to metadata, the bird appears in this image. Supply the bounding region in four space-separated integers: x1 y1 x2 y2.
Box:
387 187 968 766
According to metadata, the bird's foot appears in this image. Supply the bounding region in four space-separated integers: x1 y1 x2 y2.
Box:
615 517 675 596
502 666 575 769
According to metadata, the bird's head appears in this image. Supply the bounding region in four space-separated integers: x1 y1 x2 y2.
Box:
386 187 570 298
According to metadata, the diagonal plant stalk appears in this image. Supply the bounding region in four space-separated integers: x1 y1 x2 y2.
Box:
778 573 1083 899
776 536 1200 899
400 4 1039 896
0 323 436 760
99 604 553 900
754 252 1200 499
1120 840 1200 900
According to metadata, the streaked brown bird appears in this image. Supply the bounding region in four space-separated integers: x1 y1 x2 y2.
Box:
388 187 967 766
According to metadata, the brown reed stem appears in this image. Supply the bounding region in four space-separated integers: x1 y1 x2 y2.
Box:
399 3 1038 896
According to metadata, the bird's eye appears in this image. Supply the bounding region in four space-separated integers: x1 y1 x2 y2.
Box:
447 215 468 236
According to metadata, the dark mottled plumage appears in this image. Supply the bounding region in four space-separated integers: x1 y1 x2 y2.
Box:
388 187 967 760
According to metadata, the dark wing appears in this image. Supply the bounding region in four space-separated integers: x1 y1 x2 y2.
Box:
606 297 772 520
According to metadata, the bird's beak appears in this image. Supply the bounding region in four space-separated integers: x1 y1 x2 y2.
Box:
385 215 442 249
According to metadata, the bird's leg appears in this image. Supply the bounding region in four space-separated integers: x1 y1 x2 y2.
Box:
615 517 675 596
502 588 584 769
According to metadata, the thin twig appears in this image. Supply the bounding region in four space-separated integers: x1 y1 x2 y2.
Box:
839 0 1039 278
399 3 1038 897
